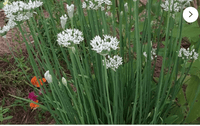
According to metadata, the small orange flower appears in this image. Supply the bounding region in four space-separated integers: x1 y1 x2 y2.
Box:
31 76 46 87
30 100 39 109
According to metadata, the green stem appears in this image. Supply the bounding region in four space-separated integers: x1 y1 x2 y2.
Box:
71 17 74 29
103 56 113 124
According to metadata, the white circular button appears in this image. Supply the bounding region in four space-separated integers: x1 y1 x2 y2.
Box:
183 7 199 23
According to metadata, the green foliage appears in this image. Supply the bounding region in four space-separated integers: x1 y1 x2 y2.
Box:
185 76 200 123
2 0 200 124
0 107 13 123
174 75 200 124
0 98 13 123
172 21 200 43
0 1 3 9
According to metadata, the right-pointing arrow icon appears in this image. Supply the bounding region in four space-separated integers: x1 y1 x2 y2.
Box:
189 11 193 17
183 7 199 23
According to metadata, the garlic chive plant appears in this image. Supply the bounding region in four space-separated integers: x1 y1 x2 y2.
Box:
143 48 157 61
90 35 119 56
82 0 112 10
0 0 43 34
161 0 192 12
6 0 200 124
102 55 123 71
0 19 16 34
3 0 43 20
178 48 199 60
57 29 84 48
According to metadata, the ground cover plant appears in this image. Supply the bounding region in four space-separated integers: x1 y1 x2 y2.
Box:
0 25 54 124
1 0 200 124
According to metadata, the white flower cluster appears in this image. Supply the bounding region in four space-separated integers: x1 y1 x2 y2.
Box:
57 29 84 48
60 14 68 29
102 55 123 71
82 0 112 11
0 0 43 34
66 4 74 19
178 48 198 60
15 11 34 21
3 0 43 20
0 19 16 34
90 35 119 56
161 0 192 12
143 48 157 61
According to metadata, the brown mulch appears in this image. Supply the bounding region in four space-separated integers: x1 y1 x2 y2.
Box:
153 55 163 77
0 9 31 69
152 43 164 77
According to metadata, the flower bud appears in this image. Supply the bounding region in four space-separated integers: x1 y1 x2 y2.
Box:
44 70 52 83
71 47 76 54
124 3 128 12
60 14 68 29
66 4 74 19
62 77 67 86
120 11 123 16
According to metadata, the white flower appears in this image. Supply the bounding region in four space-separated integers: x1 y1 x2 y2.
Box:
178 47 198 60
82 0 112 10
161 0 192 12
143 52 147 58
102 55 123 71
14 11 33 21
62 77 67 86
60 14 68 29
66 4 74 19
101 6 105 11
193 52 199 60
90 35 119 56
143 48 157 61
44 70 53 83
57 29 84 48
